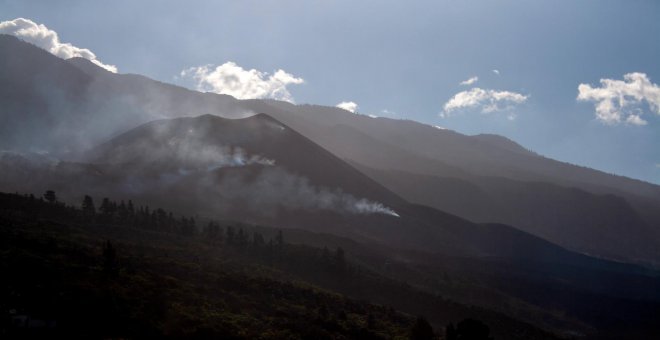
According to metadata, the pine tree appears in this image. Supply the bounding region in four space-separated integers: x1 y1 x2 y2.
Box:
205 221 219 239
252 231 265 247
117 200 128 223
410 316 434 340
127 200 135 218
321 246 331 266
276 230 284 247
226 226 235 244
446 323 457 340
335 247 346 272
237 228 248 248
43 190 57 204
454 319 493 340
82 195 96 221
99 198 112 223
103 240 118 276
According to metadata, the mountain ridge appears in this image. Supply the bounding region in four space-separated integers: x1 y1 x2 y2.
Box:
2 32 659 266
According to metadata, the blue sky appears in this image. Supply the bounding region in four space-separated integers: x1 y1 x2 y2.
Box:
1 0 659 184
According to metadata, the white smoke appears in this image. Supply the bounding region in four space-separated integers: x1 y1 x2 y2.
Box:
352 198 400 217
164 137 275 171
211 167 399 217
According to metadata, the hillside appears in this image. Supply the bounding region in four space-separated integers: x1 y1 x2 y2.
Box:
0 191 562 340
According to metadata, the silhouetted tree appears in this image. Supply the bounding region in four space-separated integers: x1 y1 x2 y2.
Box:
321 246 331 262
189 217 196 235
43 190 57 204
127 200 135 219
446 323 457 340
99 197 113 223
103 240 118 276
451 319 493 340
205 221 221 240
276 230 284 248
335 247 346 271
179 216 196 236
267 238 275 263
252 231 265 247
82 195 96 221
410 316 434 340
117 200 128 223
274 230 285 261
226 226 235 244
237 228 248 248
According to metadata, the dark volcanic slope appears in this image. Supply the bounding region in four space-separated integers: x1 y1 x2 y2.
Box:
0 107 619 271
0 110 645 281
86 113 406 209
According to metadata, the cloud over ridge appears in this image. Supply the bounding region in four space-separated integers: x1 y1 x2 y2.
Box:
336 101 358 113
181 62 304 103
0 17 117 73
442 87 528 117
577 72 660 126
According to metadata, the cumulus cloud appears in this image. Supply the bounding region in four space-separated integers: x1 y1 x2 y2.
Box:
441 87 528 117
181 62 304 103
460 76 479 86
336 101 358 113
577 72 660 126
0 17 117 73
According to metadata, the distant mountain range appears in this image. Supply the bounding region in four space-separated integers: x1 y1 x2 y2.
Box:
2 33 658 266
2 33 660 339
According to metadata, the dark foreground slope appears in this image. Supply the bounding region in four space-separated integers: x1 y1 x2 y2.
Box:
3 191 660 339
0 192 561 340
2 184 660 339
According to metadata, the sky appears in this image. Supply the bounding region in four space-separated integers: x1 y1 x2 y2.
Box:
1 0 659 184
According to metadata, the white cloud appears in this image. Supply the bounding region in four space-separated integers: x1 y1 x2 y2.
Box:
577 72 660 126
181 62 304 103
626 114 647 126
441 87 528 117
492 69 500 75
460 76 479 86
0 17 117 73
336 101 358 113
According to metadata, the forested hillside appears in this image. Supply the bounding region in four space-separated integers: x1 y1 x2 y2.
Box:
1 191 555 339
